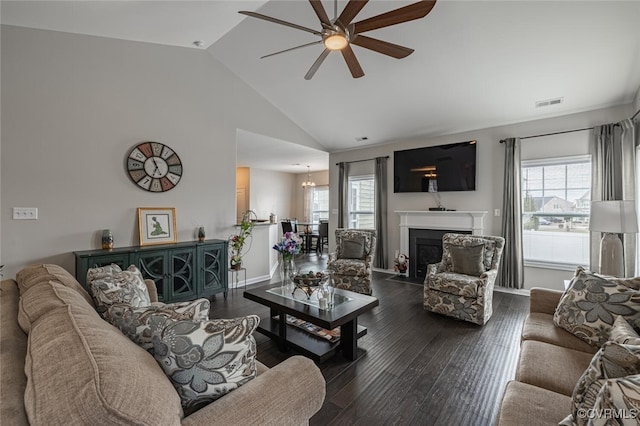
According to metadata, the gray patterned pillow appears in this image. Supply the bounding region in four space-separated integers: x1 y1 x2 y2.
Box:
107 299 211 352
553 269 640 347
449 244 485 276
560 342 640 426
87 264 151 318
152 315 259 415
609 315 640 345
341 236 366 259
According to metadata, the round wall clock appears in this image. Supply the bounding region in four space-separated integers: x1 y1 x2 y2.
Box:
126 142 182 192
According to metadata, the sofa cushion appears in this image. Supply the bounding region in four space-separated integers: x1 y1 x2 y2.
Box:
427 272 482 298
329 258 369 276
449 244 485 277
521 313 597 354
609 315 640 345
0 280 29 426
18 280 97 334
24 305 183 425
88 264 151 318
554 268 640 347
496 381 572 426
515 340 594 396
564 342 640 425
152 315 259 415
108 299 211 352
16 263 94 307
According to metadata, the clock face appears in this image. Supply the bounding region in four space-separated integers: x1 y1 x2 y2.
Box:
127 142 182 192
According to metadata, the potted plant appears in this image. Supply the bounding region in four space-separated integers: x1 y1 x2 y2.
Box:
229 211 255 270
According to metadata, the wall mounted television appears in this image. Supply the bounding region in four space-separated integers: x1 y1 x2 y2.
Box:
393 140 477 193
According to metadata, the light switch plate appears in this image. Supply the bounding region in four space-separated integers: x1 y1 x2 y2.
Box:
13 207 38 220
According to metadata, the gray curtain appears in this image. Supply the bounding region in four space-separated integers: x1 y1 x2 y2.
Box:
590 120 637 276
374 157 388 269
499 138 525 289
337 162 349 228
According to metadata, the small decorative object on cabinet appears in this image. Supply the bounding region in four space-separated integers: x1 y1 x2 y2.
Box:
137 207 177 246
126 141 182 192
198 226 206 242
74 239 228 303
229 210 256 270
101 229 114 250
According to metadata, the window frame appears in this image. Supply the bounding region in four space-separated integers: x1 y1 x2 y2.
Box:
311 185 329 223
348 174 375 230
521 154 591 271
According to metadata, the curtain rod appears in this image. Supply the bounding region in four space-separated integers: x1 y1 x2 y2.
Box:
335 155 389 166
499 108 640 143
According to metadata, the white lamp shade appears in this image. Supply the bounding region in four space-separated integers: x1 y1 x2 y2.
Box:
590 200 639 233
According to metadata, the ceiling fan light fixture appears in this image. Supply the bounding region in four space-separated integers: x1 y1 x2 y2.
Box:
324 33 348 50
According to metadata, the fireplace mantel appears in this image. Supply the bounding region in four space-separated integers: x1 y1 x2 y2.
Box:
396 210 488 256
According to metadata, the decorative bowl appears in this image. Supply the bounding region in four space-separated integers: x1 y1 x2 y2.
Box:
292 271 327 299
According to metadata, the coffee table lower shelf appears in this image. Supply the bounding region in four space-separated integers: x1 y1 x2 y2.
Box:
257 316 367 363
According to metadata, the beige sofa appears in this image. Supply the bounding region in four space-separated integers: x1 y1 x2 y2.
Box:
1 264 326 425
497 287 598 425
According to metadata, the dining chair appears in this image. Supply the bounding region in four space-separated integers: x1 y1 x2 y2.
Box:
281 220 293 235
316 221 329 254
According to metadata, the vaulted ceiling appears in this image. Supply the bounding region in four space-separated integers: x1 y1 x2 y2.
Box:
3 1 640 159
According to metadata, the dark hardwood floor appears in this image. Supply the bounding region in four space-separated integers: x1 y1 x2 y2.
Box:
214 253 530 425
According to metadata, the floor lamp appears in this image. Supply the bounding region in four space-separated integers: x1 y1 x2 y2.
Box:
590 200 638 277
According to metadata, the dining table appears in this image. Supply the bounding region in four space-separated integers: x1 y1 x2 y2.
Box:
296 222 319 253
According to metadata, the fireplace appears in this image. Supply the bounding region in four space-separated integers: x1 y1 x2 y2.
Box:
396 210 488 280
409 228 471 280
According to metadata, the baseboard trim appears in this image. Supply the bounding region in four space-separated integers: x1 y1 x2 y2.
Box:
494 286 530 296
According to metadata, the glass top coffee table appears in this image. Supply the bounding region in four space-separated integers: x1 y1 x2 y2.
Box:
244 283 379 362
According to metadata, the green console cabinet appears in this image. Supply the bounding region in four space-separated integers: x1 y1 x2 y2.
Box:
74 239 228 303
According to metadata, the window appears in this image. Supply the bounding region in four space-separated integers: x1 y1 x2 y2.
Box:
521 155 591 269
348 175 375 229
311 186 329 223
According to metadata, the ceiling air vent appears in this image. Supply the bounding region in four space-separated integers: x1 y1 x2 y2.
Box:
355 136 369 142
535 97 564 108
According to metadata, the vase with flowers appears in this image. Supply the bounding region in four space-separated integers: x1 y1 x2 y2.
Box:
229 210 256 270
272 231 302 289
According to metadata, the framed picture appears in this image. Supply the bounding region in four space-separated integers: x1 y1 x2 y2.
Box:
137 207 177 246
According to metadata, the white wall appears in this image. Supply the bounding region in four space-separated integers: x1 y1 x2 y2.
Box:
248 168 297 221
292 170 329 220
329 104 634 291
0 25 322 279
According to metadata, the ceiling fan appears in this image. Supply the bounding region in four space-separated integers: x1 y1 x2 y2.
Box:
239 0 437 80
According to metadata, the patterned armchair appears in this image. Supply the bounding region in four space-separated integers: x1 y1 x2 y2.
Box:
327 228 377 295
423 233 505 325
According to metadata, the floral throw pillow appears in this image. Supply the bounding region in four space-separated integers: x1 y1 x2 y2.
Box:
152 315 259 415
609 315 640 345
559 342 640 426
107 299 211 352
87 264 151 318
553 269 640 347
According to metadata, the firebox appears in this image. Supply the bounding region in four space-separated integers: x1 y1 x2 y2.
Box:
408 228 472 280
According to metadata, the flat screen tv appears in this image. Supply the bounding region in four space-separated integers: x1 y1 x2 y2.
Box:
394 141 477 193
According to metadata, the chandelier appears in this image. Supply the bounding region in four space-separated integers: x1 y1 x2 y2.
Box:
301 165 316 188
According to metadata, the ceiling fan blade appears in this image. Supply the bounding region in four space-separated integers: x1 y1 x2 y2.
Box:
353 0 436 34
337 0 369 26
309 0 332 28
239 11 322 36
261 40 323 59
350 35 414 59
341 45 365 78
305 49 331 80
